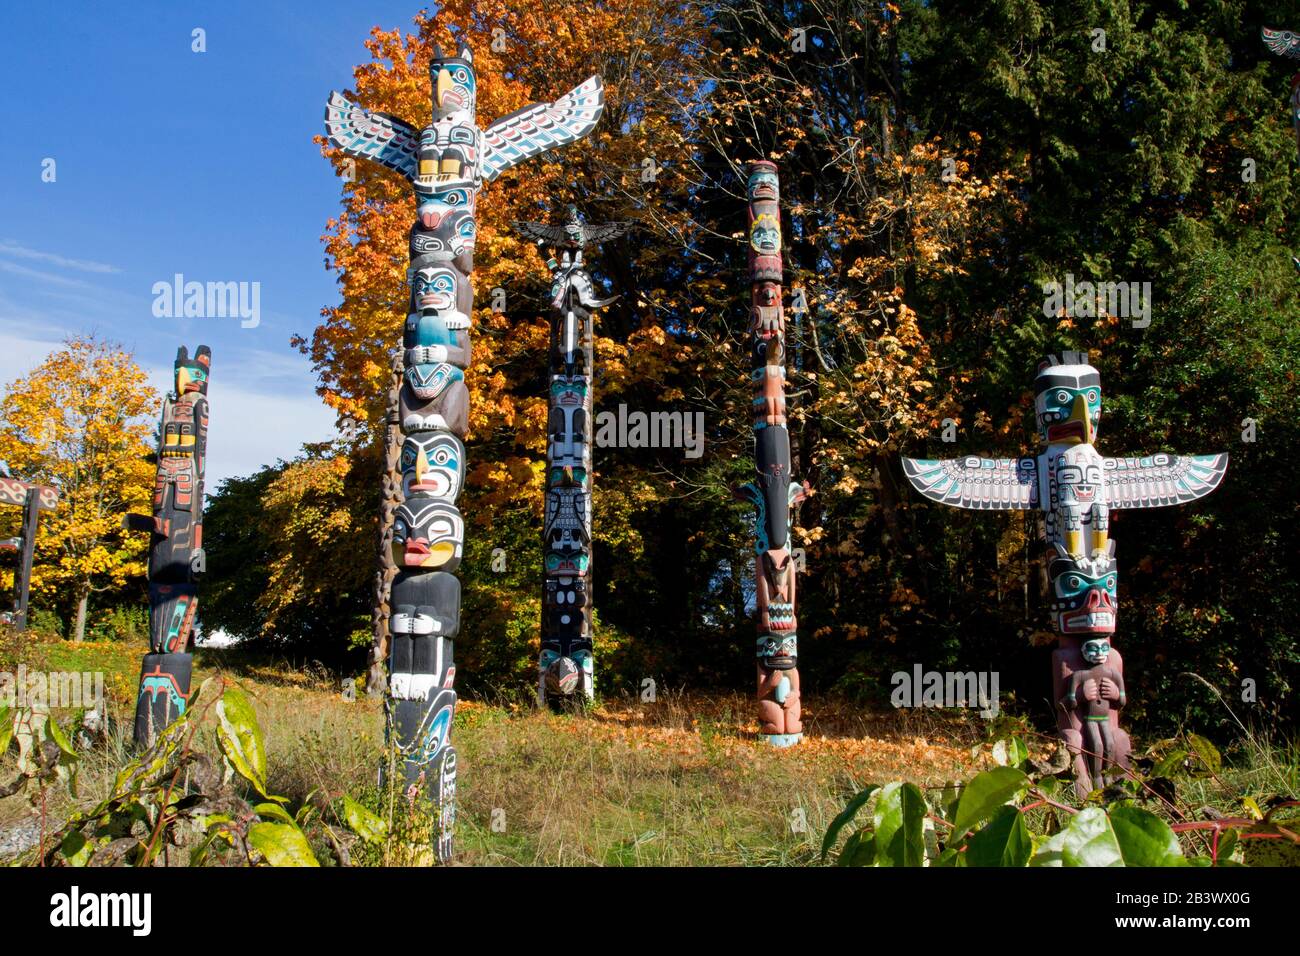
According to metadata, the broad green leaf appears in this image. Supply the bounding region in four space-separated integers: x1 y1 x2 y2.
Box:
966 805 1032 866
1186 734 1221 775
0 705 12 756
953 767 1028 838
340 794 388 845
1216 828 1239 863
933 846 962 867
60 831 91 867
1109 805 1185 866
872 781 928 867
1151 749 1188 778
992 737 1029 768
215 687 268 796
1035 775 1060 798
836 830 876 866
822 785 877 860
255 802 297 825
248 822 320 867
1032 808 1122 867
47 713 76 755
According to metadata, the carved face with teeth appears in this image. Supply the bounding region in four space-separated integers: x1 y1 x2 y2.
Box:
1054 448 1104 507
1049 550 1118 635
392 500 464 571
1081 637 1113 665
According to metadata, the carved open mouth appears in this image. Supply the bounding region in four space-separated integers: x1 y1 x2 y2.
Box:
419 294 453 311
1062 609 1115 633
1047 419 1086 443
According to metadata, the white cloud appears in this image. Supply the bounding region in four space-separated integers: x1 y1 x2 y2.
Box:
0 325 337 490
139 362 337 489
0 240 122 275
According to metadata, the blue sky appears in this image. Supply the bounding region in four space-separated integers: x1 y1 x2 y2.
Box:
0 1 434 486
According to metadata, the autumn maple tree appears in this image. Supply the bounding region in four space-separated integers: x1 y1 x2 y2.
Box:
0 337 157 642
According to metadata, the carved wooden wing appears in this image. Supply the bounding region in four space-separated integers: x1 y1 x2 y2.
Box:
1262 26 1300 59
481 76 605 182
583 222 632 244
323 92 419 181
1103 453 1228 509
902 456 1038 510
511 220 568 244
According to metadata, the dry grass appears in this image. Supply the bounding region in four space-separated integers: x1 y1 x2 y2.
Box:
1 638 996 865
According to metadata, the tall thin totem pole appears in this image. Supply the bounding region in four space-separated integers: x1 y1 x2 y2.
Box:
736 162 810 746
513 205 629 703
902 352 1227 795
325 35 604 860
125 345 211 745
0 471 59 631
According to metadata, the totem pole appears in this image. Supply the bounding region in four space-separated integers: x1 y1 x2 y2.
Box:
902 351 1227 795
324 37 604 860
0 470 59 630
1262 27 1300 161
512 205 629 704
124 346 211 745
735 162 810 747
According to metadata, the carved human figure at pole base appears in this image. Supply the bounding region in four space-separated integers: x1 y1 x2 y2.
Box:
1061 637 1126 792
123 345 211 745
512 207 628 705
325 31 604 859
902 351 1226 795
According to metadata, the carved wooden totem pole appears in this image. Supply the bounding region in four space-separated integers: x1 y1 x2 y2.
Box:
325 35 604 860
736 162 810 746
0 468 59 630
902 352 1227 795
124 345 211 745
513 206 629 704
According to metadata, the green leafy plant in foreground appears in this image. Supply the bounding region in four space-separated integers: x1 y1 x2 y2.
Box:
2 679 324 866
824 733 1300 867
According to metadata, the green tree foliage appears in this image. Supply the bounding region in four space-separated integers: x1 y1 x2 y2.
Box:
200 1 1296 739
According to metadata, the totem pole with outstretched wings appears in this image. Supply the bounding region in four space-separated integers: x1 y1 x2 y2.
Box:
324 35 603 862
902 352 1226 795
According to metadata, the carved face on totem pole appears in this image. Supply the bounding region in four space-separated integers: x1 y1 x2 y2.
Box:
1035 353 1102 446
417 45 478 188
1081 637 1113 665
1048 546 1117 636
174 345 211 396
392 499 464 571
400 432 465 500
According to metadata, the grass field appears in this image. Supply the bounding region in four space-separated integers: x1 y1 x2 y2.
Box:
2 634 1295 865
